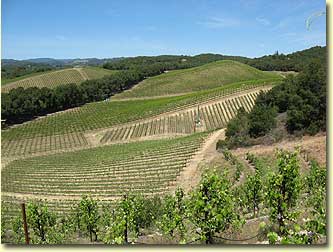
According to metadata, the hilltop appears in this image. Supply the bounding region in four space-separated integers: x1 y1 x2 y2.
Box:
113 60 278 99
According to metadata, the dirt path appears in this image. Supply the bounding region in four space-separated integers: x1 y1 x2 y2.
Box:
2 190 168 202
85 132 188 147
171 128 226 194
112 92 195 101
1 192 119 201
113 85 272 102
75 67 89 80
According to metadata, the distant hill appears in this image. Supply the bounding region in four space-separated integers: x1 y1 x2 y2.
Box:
1 45 325 81
243 46 326 71
113 60 280 99
2 57 123 67
1 67 117 92
1 57 121 81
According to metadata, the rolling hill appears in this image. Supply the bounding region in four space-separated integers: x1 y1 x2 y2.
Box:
113 60 279 99
1 67 117 92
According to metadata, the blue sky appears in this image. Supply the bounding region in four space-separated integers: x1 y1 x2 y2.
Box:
2 0 326 59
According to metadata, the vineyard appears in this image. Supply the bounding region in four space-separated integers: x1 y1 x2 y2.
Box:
100 91 262 143
1 80 275 141
1 67 116 92
113 60 280 98
1 133 208 219
1 140 326 244
1 132 90 158
1 87 268 158
1 55 326 245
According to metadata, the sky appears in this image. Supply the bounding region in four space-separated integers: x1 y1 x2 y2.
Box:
1 0 326 59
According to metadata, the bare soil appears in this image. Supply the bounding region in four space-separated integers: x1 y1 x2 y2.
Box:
171 129 226 194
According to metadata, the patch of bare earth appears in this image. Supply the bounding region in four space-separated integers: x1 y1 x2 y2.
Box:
232 133 326 167
171 128 226 194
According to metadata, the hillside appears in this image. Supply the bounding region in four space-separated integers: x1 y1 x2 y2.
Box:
244 46 326 71
1 133 207 199
113 60 278 99
1 82 276 142
1 67 116 92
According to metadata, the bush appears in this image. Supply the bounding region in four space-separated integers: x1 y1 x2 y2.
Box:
248 105 277 138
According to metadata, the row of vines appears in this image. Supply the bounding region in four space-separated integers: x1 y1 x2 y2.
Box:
100 91 261 143
2 87 267 158
1 149 326 244
1 133 208 198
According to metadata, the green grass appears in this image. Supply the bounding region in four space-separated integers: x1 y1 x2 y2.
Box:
115 60 279 98
1 67 116 92
1 79 280 141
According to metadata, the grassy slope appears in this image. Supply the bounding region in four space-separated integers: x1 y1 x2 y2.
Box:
1 78 281 141
1 67 116 91
115 60 278 98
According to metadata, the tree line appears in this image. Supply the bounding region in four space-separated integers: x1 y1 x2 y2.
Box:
217 59 326 149
2 150 326 244
102 53 247 71
242 46 326 72
1 62 56 80
103 46 326 73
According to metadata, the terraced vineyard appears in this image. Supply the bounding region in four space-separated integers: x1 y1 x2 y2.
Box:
1 60 284 242
1 80 276 140
1 133 208 221
1 67 116 92
1 132 90 158
114 60 279 98
1 86 270 158
100 90 263 143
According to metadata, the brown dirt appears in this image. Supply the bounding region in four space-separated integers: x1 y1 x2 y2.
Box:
232 133 326 167
112 92 193 101
1 192 119 201
171 128 226 194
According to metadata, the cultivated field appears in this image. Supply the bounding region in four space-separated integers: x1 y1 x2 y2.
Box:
1 87 270 158
1 67 116 92
99 90 263 144
1 80 276 140
113 60 279 98
2 59 307 245
1 132 208 221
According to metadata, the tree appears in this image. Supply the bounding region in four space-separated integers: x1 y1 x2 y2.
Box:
217 107 250 149
248 104 277 138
